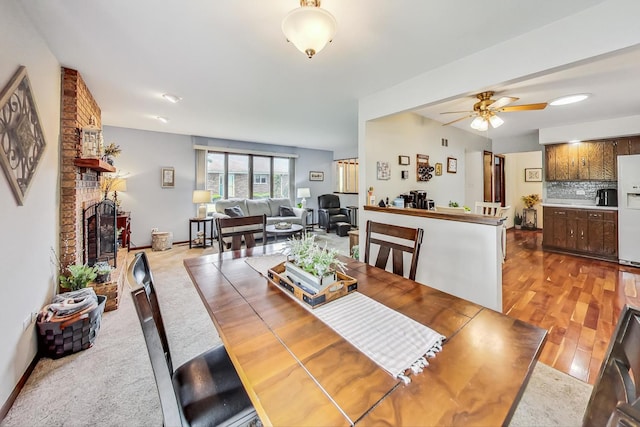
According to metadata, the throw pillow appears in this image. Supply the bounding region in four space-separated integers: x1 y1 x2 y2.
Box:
279 206 296 217
224 206 245 217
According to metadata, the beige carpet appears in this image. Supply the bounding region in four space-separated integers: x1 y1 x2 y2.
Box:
2 231 593 427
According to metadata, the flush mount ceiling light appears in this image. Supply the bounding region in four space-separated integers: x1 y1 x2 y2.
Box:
549 93 590 106
162 93 181 103
470 111 504 131
156 116 169 123
282 0 336 59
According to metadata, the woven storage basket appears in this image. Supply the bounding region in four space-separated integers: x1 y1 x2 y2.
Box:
37 295 106 359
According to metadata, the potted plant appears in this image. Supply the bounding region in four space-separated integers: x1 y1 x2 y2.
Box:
59 264 97 292
514 213 523 229
102 142 121 165
285 233 346 287
93 261 112 284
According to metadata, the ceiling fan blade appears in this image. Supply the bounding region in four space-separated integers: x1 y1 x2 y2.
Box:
499 103 548 112
488 96 518 110
442 114 475 126
440 110 474 115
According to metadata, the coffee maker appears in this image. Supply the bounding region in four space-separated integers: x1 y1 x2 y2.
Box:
410 190 434 209
400 193 415 208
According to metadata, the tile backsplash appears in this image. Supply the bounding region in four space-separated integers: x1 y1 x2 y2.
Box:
546 181 618 202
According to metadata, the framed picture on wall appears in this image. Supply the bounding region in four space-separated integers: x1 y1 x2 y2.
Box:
447 157 457 173
377 161 391 180
398 155 410 165
161 167 175 188
525 168 542 182
309 171 324 181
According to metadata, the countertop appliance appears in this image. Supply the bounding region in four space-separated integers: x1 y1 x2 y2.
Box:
596 188 617 206
618 154 640 266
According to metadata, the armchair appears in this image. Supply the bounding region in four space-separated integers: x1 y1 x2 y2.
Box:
318 194 350 231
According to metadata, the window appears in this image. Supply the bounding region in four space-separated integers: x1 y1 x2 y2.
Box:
334 158 358 193
203 150 294 200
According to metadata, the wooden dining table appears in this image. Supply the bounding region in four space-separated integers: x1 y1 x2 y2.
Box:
184 244 546 426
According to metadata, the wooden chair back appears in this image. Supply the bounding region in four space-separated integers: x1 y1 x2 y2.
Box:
364 220 423 280
583 304 640 427
475 201 502 216
127 251 173 372
215 214 267 252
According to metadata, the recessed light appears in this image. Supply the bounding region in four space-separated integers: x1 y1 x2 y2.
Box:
162 93 181 103
549 93 590 106
156 116 169 123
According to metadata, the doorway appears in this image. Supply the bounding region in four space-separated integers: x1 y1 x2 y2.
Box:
483 151 506 206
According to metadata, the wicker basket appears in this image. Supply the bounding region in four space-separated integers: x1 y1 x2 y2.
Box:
37 295 106 359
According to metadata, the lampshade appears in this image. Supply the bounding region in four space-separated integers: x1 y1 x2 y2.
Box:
282 0 336 59
192 190 212 204
297 187 311 198
110 178 127 192
470 116 488 131
488 114 504 128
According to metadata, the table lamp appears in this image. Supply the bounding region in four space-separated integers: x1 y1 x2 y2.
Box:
297 187 311 209
192 190 212 218
110 178 127 212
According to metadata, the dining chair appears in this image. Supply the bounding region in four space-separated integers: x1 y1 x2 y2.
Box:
364 220 423 280
215 214 267 252
128 253 258 427
583 304 640 427
475 201 502 216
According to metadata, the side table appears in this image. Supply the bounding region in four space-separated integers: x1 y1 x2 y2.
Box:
189 217 214 248
304 208 316 231
522 208 538 230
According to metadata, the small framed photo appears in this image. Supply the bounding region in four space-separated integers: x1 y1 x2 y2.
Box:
447 157 457 173
161 167 175 188
309 171 324 181
398 155 410 165
377 161 391 180
525 168 542 182
401 170 409 179
435 163 443 176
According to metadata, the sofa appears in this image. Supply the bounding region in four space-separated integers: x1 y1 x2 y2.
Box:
208 198 307 232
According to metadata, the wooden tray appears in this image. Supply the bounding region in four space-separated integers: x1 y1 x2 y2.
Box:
267 262 357 308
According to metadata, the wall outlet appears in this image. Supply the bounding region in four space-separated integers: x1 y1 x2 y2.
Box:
576 189 586 195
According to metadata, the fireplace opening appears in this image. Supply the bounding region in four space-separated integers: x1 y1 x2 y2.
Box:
83 199 118 268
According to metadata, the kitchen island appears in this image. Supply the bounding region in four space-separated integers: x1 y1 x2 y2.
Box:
362 205 505 311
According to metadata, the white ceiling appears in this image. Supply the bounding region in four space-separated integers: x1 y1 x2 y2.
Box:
19 0 639 152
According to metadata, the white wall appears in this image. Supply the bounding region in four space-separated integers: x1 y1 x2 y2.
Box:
0 0 61 407
504 151 544 228
364 113 490 208
539 115 640 144
493 133 541 154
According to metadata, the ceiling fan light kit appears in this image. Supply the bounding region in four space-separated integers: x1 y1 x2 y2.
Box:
549 93 590 106
441 90 547 131
282 0 336 58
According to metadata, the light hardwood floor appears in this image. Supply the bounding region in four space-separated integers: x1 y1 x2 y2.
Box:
502 229 640 385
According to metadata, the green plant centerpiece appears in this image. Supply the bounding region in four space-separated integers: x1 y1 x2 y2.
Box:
284 233 346 289
93 261 112 284
59 264 97 291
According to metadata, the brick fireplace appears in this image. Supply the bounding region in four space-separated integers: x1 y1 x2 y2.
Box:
58 67 125 311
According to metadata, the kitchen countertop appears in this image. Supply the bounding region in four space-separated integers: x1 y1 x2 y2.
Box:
542 202 618 211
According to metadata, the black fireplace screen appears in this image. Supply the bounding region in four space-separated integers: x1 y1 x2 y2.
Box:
83 199 118 268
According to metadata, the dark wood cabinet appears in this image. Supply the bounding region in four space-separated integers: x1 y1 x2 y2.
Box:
545 141 617 181
543 206 617 260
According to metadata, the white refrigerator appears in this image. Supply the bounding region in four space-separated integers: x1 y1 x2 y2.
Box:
618 154 640 266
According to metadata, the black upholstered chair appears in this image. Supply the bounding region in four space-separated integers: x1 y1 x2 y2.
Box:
317 194 350 231
364 220 423 281
128 252 257 427
583 304 640 427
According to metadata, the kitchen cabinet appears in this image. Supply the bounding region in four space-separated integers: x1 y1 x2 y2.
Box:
545 141 617 181
543 206 617 260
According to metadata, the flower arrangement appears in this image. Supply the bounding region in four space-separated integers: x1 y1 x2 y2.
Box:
103 143 121 157
521 193 542 208
285 233 346 278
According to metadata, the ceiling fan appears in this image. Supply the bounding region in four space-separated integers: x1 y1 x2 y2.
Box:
441 91 547 131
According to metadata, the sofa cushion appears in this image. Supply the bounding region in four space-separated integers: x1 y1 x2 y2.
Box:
224 206 245 217
279 206 296 217
214 199 248 215
246 198 272 217
268 198 292 217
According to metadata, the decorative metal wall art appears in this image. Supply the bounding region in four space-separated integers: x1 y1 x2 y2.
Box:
0 66 47 205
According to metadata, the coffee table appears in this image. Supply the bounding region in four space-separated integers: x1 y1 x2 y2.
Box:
265 223 303 241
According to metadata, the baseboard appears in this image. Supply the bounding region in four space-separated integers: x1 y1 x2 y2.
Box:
0 353 39 422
